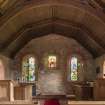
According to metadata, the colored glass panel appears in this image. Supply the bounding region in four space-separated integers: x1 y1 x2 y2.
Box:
22 56 35 82
70 57 78 81
48 56 56 68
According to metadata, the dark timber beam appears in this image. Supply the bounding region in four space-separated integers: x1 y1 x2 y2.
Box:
2 19 105 58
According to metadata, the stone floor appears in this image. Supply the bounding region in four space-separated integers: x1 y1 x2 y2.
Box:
0 101 105 105
68 101 105 105
0 100 33 105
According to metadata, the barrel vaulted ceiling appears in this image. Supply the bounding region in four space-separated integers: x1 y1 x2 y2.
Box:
0 0 105 58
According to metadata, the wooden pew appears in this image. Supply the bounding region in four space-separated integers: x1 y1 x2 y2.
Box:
0 80 14 101
14 82 33 100
94 79 105 100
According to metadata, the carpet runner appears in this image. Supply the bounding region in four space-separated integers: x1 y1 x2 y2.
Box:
44 99 60 105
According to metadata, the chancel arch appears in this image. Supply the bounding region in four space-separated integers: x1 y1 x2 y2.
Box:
13 34 95 96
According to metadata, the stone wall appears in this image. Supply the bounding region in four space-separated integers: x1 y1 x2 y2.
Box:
14 34 96 94
39 70 65 95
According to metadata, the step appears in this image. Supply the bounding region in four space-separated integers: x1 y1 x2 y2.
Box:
68 101 105 105
0 100 35 105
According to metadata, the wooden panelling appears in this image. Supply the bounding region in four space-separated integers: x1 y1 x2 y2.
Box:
94 79 105 100
0 80 14 101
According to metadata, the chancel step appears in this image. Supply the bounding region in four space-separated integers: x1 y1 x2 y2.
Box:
68 101 105 105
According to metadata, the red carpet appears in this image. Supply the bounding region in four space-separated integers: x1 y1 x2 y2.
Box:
44 99 60 105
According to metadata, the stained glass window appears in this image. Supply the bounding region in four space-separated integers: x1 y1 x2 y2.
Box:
22 56 35 82
70 57 78 81
103 61 105 78
48 56 56 69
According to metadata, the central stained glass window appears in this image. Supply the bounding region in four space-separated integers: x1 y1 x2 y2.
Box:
22 56 35 82
48 55 57 69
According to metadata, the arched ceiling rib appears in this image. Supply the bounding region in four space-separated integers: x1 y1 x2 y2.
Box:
0 1 105 58
1 18 105 58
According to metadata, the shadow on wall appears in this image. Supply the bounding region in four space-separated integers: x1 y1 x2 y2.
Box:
0 59 5 80
0 55 13 80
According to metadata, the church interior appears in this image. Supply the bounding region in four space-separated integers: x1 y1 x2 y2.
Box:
1 0 105 105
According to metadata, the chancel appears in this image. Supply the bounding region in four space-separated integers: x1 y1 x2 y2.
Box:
1 0 105 105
